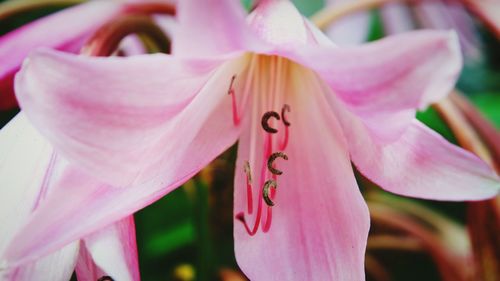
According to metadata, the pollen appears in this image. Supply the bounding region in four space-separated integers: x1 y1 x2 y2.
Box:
262 179 278 207
267 152 288 175
261 111 280 133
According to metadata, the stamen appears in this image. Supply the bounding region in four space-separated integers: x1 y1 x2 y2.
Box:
243 161 253 214
281 104 291 126
267 152 288 175
97 276 114 281
261 111 280 133
262 206 273 233
262 179 278 207
243 161 252 183
228 75 240 126
262 174 278 233
279 126 290 150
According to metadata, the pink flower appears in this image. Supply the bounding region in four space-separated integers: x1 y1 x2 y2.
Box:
3 0 499 280
324 0 500 60
0 0 175 109
0 115 139 280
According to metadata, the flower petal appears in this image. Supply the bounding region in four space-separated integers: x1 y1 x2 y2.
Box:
380 3 415 34
0 113 53 255
0 1 122 107
287 30 461 142
6 53 250 266
0 114 79 280
16 49 245 187
2 243 79 281
234 64 369 280
76 217 139 281
326 90 500 201
413 1 480 59
324 0 370 45
173 0 257 57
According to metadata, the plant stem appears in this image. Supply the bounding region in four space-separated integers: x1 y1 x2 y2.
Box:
433 95 494 166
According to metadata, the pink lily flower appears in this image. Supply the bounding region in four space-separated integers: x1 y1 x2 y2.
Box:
0 0 175 109
3 0 500 280
324 0 499 60
0 114 139 281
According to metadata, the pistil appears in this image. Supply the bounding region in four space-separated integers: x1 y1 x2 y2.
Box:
228 75 241 126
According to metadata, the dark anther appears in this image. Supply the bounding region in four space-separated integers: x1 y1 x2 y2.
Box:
261 111 280 133
281 104 291 126
228 75 236 95
267 152 288 175
262 179 277 207
97 276 114 281
244 161 252 183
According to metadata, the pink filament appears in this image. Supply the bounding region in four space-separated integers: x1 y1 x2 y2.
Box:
228 78 240 126
279 125 289 150
261 174 277 233
237 134 273 236
246 173 253 215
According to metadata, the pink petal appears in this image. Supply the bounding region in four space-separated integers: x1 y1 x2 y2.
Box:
234 65 369 280
2 243 79 281
247 0 309 46
16 49 244 187
7 53 249 265
380 3 415 34
287 30 461 142
325 0 370 45
0 114 79 280
326 92 500 201
76 217 139 281
173 0 256 57
0 1 122 104
413 1 481 60
0 113 53 255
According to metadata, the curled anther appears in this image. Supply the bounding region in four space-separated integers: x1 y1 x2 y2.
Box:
263 179 277 207
97 276 114 281
243 161 252 183
261 111 280 133
228 75 236 95
281 104 291 126
267 152 288 175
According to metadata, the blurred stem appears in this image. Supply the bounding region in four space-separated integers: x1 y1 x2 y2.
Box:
0 0 83 20
450 92 500 172
193 178 214 281
367 192 469 244
370 203 474 281
433 94 495 167
311 0 405 29
433 92 500 281
81 15 171 56
368 235 422 252
365 254 392 281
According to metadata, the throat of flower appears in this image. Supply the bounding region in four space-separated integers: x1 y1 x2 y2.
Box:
236 108 291 235
232 55 294 235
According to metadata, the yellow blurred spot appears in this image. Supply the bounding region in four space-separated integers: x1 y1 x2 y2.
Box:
173 264 195 281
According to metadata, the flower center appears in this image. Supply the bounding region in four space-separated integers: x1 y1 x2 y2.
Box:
230 55 295 235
